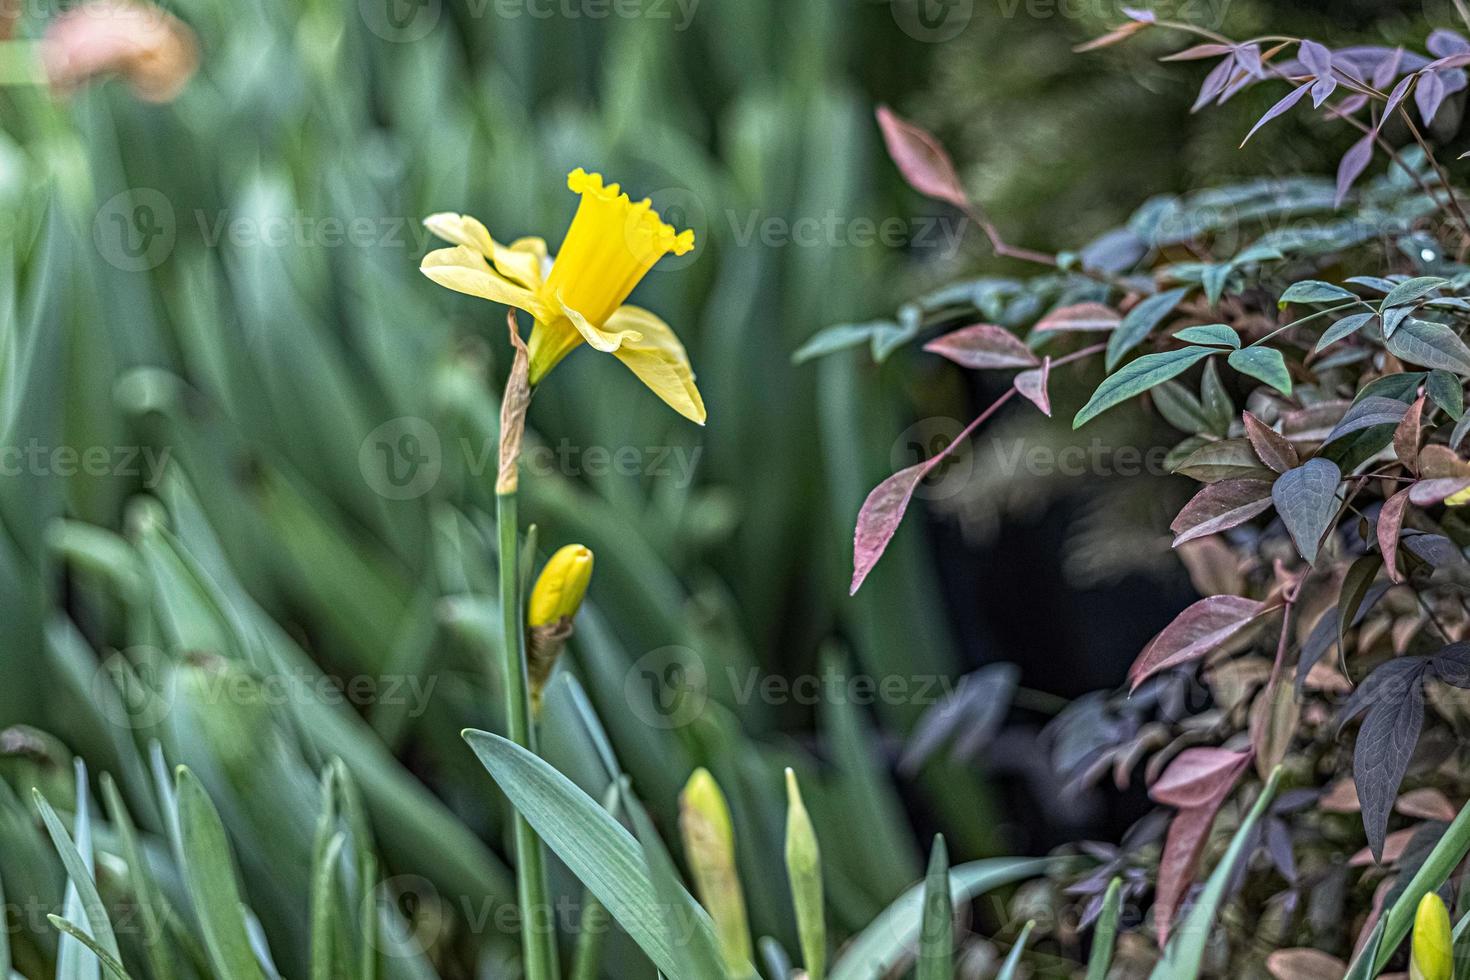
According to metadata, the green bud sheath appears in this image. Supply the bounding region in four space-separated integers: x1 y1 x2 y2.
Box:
784 768 826 980
679 768 753 973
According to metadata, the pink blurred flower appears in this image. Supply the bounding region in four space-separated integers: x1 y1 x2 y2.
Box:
42 0 197 103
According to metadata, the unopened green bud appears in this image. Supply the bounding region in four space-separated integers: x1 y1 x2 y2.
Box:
0 726 74 810
679 768 752 973
784 768 825 980
1411 892 1453 980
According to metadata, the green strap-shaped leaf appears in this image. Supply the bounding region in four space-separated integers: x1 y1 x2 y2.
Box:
917 836 953 980
99 774 175 980
462 729 735 980
35 761 122 966
175 767 269 980
1149 767 1283 980
828 858 1057 980
995 921 1034 980
1085 878 1123 980
47 918 133 980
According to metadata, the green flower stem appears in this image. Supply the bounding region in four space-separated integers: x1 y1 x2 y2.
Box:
497 488 560 980
568 890 608 980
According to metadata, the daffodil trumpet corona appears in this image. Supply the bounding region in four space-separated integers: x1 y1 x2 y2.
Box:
420 168 706 424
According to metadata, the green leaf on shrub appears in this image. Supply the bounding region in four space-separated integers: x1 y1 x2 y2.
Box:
1428 369 1465 419
1075 347 1214 428
1173 324 1240 348
1384 318 1470 374
1382 275 1449 308
1106 287 1191 369
1272 458 1341 564
1279 280 1356 305
1228 347 1292 394
1314 311 1377 353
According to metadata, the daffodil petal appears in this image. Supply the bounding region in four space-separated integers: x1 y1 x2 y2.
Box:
423 213 496 257
606 304 706 425
424 213 548 291
421 245 542 314
503 237 550 291
559 298 643 354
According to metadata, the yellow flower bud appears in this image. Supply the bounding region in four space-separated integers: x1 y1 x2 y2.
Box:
528 544 593 628
679 768 752 972
1411 892 1453 980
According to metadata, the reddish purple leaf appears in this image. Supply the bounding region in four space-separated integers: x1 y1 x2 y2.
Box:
1265 949 1348 980
1129 595 1268 689
1394 395 1424 468
1013 356 1052 416
1335 133 1374 206
1383 74 1414 122
1409 476 1470 506
1418 69 1448 125
851 461 931 595
1372 46 1405 88
1149 748 1253 944
1192 55 1237 112
1378 488 1410 584
1299 39 1333 76
1234 43 1264 78
1428 29 1470 58
1242 82 1313 145
1243 411 1300 473
1033 301 1121 333
1074 19 1150 52
1151 747 1254 809
1170 478 1275 547
1161 43 1233 62
1352 663 1427 860
875 105 969 210
923 324 1039 369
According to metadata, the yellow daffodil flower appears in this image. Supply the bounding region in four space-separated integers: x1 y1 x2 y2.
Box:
420 169 705 424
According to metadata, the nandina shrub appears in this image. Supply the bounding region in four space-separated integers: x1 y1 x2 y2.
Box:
803 12 1470 976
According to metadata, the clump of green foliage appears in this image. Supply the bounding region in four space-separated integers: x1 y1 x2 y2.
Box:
804 9 1470 976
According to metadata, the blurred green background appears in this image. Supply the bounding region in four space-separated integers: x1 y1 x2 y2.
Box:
0 0 1450 975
